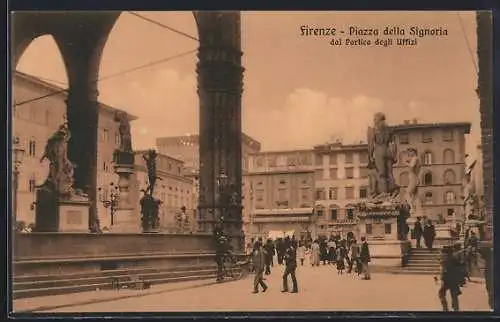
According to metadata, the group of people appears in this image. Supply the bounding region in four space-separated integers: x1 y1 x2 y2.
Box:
411 217 436 249
247 234 373 294
305 236 371 279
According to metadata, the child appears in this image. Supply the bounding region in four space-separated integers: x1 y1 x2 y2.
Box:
297 243 307 266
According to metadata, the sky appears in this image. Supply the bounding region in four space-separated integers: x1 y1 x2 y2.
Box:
16 11 480 154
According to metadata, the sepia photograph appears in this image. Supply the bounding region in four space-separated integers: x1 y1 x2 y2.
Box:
10 10 493 314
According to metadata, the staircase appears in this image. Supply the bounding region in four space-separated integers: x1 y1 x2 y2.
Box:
13 264 243 299
396 248 441 275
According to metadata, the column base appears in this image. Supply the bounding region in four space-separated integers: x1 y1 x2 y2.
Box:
110 209 141 233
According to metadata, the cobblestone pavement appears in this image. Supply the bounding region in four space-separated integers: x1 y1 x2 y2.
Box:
37 264 490 313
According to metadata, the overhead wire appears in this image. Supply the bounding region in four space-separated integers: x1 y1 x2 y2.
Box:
457 12 478 74
127 11 199 42
14 48 197 107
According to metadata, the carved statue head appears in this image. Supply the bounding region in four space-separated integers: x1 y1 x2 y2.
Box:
373 112 386 129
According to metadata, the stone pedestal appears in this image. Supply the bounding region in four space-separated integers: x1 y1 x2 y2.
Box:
112 155 140 234
434 224 453 247
35 188 90 232
355 198 410 268
59 198 90 232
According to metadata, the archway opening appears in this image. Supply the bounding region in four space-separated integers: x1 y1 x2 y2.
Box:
13 34 69 227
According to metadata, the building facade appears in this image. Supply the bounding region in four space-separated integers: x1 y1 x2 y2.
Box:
391 121 471 223
12 71 136 229
130 151 196 231
156 133 262 175
243 150 315 241
312 142 369 238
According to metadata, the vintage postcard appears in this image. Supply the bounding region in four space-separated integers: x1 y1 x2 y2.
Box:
10 10 493 315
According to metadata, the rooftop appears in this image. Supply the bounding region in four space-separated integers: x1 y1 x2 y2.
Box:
134 149 184 164
390 121 471 133
13 71 138 121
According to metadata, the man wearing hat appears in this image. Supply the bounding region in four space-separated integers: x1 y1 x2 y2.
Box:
251 240 268 294
437 245 463 311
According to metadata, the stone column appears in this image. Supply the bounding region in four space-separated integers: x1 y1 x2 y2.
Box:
195 11 244 240
112 161 140 233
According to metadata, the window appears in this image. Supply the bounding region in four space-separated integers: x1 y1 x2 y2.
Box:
330 168 338 180
28 140 36 157
443 170 456 185
103 129 109 142
103 161 108 172
399 172 410 187
345 152 353 164
447 208 455 217
424 192 433 204
329 154 338 166
346 208 354 220
330 207 338 220
422 131 433 143
423 152 433 165
423 172 433 186
443 149 455 164
315 188 325 200
315 155 323 166
399 133 409 144
115 131 121 146
358 152 369 164
45 110 51 126
317 207 325 218
359 187 368 199
385 223 392 235
443 129 454 142
359 167 369 178
345 167 354 179
329 187 338 200
315 169 324 180
366 224 373 235
279 179 286 185
345 187 354 199
28 176 36 193
445 191 456 204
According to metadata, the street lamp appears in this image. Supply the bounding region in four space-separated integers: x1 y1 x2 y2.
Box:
98 182 120 226
12 137 25 227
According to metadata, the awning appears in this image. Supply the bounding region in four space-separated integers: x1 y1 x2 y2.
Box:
254 207 314 216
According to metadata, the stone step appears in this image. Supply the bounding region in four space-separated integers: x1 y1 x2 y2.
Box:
13 268 218 291
405 263 441 269
14 264 216 283
390 269 440 275
13 273 218 299
400 266 441 273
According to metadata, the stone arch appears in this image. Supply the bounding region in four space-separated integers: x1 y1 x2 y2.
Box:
443 169 456 185
443 148 455 164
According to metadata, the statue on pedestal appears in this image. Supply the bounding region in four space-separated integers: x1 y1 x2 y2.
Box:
39 118 75 198
462 158 480 220
366 112 400 201
140 149 162 232
114 111 132 153
405 147 421 214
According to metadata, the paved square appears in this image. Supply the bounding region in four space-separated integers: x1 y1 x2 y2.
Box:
38 264 490 313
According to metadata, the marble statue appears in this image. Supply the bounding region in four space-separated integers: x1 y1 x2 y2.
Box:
114 111 132 153
367 112 399 198
405 148 421 213
39 119 75 196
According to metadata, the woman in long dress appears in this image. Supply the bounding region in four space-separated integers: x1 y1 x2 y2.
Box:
310 240 320 267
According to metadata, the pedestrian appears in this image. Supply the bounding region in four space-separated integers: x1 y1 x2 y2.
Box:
359 236 371 280
423 219 436 250
251 241 268 294
347 239 360 275
297 242 307 266
437 246 462 311
264 239 274 275
452 242 469 285
310 239 320 267
281 237 298 293
413 217 423 248
327 237 336 264
276 238 285 265
320 239 328 265
336 244 346 275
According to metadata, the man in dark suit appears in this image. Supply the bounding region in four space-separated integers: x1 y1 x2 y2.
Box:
281 237 298 293
414 217 423 248
359 236 371 280
252 241 268 294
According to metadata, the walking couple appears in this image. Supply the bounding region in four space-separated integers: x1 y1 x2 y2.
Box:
252 236 298 294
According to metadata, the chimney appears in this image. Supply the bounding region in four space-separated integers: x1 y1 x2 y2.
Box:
412 118 418 124
404 120 410 125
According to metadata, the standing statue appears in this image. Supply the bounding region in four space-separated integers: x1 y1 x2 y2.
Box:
143 149 162 196
39 119 75 197
367 112 399 198
114 111 132 153
405 148 421 212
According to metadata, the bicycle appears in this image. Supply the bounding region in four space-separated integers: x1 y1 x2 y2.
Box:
221 251 243 280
